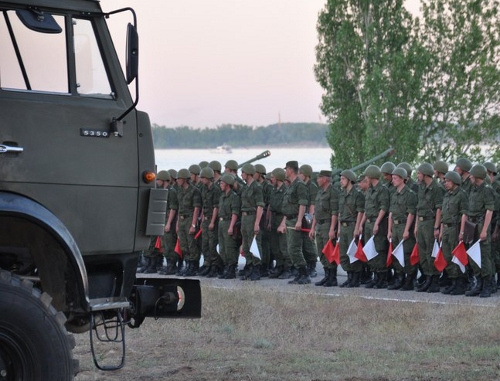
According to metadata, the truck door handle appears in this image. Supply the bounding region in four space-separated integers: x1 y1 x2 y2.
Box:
0 144 24 154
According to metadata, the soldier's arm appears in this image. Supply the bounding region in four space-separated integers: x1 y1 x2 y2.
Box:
296 205 306 230
165 209 176 232
255 205 263 233
434 208 442 239
330 214 338 240
210 207 218 230
373 209 386 235
404 213 414 241
387 212 393 240
480 210 493 241
191 207 200 234
459 214 468 242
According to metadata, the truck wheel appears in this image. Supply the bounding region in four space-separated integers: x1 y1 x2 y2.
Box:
0 270 79 380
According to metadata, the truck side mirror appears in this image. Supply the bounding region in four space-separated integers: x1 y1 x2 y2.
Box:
126 23 138 84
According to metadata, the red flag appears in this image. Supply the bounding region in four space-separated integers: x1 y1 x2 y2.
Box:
410 242 419 265
354 239 367 262
332 240 340 265
322 239 335 264
434 246 447 272
386 241 393 267
154 236 163 253
452 241 468 267
194 229 202 239
174 238 182 258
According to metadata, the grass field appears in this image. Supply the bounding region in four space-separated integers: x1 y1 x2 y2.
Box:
75 284 500 381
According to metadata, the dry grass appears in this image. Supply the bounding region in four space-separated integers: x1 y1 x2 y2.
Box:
75 285 500 381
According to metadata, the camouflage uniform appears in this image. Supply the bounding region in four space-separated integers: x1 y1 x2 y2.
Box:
201 181 222 273
218 186 241 274
269 181 291 276
177 182 202 272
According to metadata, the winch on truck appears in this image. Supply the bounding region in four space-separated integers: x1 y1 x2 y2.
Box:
0 1 201 380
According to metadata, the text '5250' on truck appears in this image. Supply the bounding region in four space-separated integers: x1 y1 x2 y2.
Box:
0 1 201 380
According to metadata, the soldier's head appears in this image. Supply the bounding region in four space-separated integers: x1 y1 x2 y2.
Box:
241 164 255 182
444 171 461 191
285 161 299 180
177 168 190 187
200 167 214 186
364 165 381 185
340 170 356 189
454 158 472 177
224 160 238 174
271 168 285 186
381 162 396 182
469 164 487 185
417 163 434 185
391 167 408 188
357 174 370 192
484 162 497 182
397 162 412 178
156 170 170 188
433 160 449 178
254 164 266 181
220 173 235 192
209 160 222 175
168 169 178 185
189 164 201 183
199 160 209 169
317 170 332 188
299 164 313 182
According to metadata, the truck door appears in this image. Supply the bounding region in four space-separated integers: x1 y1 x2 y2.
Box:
0 7 139 256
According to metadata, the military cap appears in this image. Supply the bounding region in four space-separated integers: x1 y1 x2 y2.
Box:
199 160 209 168
200 167 214 179
392 167 408 180
357 174 367 182
484 162 497 175
364 165 381 179
220 173 235 185
241 163 256 175
225 160 238 171
299 164 313 178
157 170 170 181
433 160 449 174
381 162 396 174
272 168 286 182
485 176 492 185
285 161 299 170
209 160 222 172
444 171 462 185
417 163 434 177
168 169 178 179
397 162 412 177
341 169 357 183
470 164 487 179
254 164 266 175
318 170 332 177
177 168 190 179
456 158 472 172
266 173 273 180
189 164 201 175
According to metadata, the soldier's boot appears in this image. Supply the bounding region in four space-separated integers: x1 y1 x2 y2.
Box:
218 265 228 279
324 267 338 287
450 276 466 295
224 264 237 279
296 267 311 285
250 265 261 281
416 274 432 292
288 268 302 284
238 264 248 277
308 262 318 278
340 272 353 288
387 273 404 290
260 266 269 278
361 266 372 285
386 269 395 286
439 271 451 288
290 266 299 278
144 256 160 274
269 265 283 279
278 267 292 280
465 277 483 297
176 259 185 276
480 276 492 298
491 277 498 294
427 275 441 293
496 272 500 288
315 268 330 286
373 272 388 289
347 271 361 288
401 273 415 291
364 272 378 288
136 254 148 273
137 256 151 273
240 264 253 280
198 264 211 277
183 261 195 276
441 279 456 294
207 265 221 278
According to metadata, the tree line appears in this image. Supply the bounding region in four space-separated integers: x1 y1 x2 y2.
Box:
151 123 329 149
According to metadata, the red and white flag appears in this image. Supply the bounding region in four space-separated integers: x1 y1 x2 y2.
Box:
355 235 367 262
467 240 482 268
250 235 261 259
392 239 405 267
452 241 468 273
347 238 359 264
433 242 447 272
331 239 341 265
363 236 379 260
322 239 336 264
386 239 393 267
410 242 419 265
431 240 440 258
174 238 182 258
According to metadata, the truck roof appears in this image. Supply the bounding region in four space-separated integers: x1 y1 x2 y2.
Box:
0 0 102 13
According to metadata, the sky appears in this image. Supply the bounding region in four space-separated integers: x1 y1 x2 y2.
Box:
104 0 421 129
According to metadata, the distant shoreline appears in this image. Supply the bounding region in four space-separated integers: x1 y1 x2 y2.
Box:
155 143 330 150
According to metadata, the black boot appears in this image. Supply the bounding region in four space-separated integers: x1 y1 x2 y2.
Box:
297 267 312 284
324 267 338 287
137 256 151 273
442 279 456 294
144 256 160 274
269 265 283 279
279 267 292 279
308 262 318 278
427 275 441 293
315 268 330 286
347 271 361 288
365 272 378 288
224 264 237 279
480 276 492 298
416 274 432 292
450 277 465 295
250 265 261 281
388 273 404 290
240 264 253 280
176 259 185 276
199 264 211 276
401 273 415 291
466 276 483 297
340 272 352 287
373 271 388 289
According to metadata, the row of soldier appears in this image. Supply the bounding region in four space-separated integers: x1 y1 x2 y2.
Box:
137 157 500 297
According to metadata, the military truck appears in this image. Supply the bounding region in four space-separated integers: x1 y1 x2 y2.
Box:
0 1 201 379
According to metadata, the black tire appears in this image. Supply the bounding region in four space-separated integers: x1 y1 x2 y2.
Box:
0 270 78 380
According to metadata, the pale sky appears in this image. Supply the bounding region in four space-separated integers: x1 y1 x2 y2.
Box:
104 0 421 128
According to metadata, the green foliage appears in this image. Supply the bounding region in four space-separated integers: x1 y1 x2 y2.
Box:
151 123 329 149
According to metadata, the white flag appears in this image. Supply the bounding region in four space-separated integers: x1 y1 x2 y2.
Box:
347 238 359 264
467 240 481 268
392 239 405 267
250 236 261 259
216 244 220 254
431 240 440 258
451 256 466 273
363 236 379 260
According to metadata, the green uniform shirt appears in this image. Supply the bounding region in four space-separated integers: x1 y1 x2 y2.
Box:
390 185 417 221
261 181 273 207
364 181 390 220
218 190 241 219
441 187 468 225
338 186 364 222
407 178 419 194
314 184 339 221
167 185 178 211
468 182 495 219
240 180 265 212
281 177 308 216
270 184 287 214
384 180 397 196
416 179 444 218
305 180 318 207
177 183 202 215
461 176 473 196
201 183 221 215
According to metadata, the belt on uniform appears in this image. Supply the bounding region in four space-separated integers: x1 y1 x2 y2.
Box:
393 219 407 225
418 216 434 222
179 214 192 220
285 214 298 219
242 211 255 216
469 217 484 224
341 221 354 227
219 217 231 221
366 218 378 224
317 218 330 224
443 223 457 228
